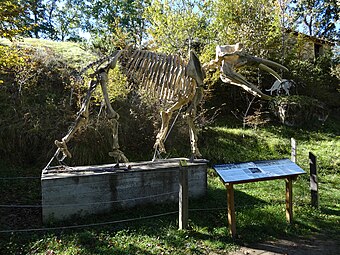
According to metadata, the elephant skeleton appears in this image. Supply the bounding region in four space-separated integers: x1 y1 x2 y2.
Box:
44 44 288 171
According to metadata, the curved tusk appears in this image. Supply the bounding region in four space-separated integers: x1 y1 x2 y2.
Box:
252 56 289 72
259 64 283 82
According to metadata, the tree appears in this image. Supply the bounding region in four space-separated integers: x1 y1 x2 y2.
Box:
276 0 295 62
144 0 211 55
210 0 282 58
290 0 339 40
81 0 151 46
1 0 84 41
51 0 83 41
0 0 29 39
21 0 48 38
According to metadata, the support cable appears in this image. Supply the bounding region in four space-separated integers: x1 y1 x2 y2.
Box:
0 191 178 208
0 211 178 234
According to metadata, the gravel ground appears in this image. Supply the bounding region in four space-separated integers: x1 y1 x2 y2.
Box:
228 234 340 255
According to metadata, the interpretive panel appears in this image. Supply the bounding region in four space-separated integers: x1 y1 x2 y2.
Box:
214 159 305 184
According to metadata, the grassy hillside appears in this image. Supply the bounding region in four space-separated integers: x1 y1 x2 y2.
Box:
0 38 131 166
0 38 96 69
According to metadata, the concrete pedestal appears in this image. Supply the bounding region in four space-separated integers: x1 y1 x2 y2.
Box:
41 158 207 223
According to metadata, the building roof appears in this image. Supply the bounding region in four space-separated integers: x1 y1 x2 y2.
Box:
286 29 336 46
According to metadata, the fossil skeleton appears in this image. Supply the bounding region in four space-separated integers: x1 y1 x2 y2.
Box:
44 43 288 171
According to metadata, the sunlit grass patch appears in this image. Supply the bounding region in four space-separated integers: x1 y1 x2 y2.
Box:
0 37 96 70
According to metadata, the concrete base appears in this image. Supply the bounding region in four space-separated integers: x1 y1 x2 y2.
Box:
41 158 207 223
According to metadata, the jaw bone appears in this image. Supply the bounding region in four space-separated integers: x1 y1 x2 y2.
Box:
213 43 288 100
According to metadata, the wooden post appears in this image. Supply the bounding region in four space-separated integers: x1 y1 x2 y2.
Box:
226 183 236 238
291 138 296 163
309 152 318 208
285 177 293 223
179 163 188 230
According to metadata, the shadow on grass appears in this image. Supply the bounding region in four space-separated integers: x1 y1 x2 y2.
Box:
200 115 340 166
321 206 340 217
200 127 290 166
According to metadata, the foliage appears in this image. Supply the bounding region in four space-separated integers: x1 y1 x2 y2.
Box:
0 45 77 165
269 95 329 127
83 20 132 55
0 40 103 166
0 45 26 77
145 0 210 55
18 0 54 39
286 53 340 109
290 0 339 39
80 0 151 45
1 0 150 42
50 0 83 41
12 0 82 40
210 0 282 58
0 0 30 39
331 62 340 81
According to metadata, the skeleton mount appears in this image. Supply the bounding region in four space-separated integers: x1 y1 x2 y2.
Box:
44 43 288 172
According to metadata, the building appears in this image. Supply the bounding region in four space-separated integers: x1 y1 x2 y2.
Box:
284 30 335 61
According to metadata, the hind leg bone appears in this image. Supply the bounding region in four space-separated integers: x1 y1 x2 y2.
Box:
99 71 128 163
154 96 188 154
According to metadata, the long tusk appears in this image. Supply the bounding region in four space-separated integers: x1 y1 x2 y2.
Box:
251 56 289 72
259 64 283 82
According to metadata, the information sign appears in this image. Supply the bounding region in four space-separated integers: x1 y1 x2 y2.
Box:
214 159 305 184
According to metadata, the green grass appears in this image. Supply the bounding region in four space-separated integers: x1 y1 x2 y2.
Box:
1 116 339 254
0 38 96 69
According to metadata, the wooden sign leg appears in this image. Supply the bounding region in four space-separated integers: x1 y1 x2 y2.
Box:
226 183 236 238
285 177 293 223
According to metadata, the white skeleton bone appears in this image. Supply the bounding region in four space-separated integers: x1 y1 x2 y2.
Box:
216 43 243 58
266 79 293 95
45 44 289 171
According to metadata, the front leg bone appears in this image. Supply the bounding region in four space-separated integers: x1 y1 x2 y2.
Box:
185 113 202 159
185 86 204 160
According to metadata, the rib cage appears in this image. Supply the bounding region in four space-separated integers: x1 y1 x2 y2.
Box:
120 49 196 104
74 49 197 105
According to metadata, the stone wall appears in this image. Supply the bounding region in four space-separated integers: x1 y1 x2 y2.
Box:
41 158 207 223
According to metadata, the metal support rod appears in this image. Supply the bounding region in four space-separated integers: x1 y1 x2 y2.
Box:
309 152 318 208
291 137 296 163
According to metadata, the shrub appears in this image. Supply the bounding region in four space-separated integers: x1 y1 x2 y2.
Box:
0 45 76 166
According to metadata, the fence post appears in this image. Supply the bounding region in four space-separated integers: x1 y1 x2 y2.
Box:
179 160 188 230
309 152 318 208
291 138 296 163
